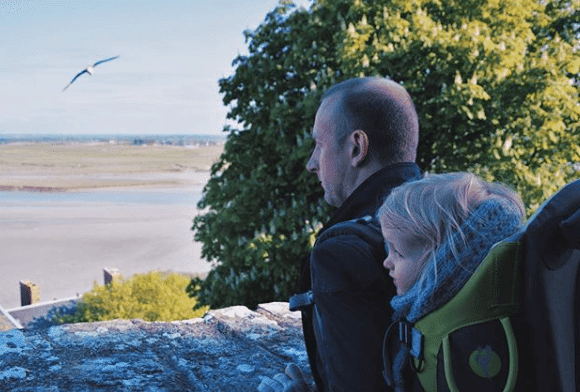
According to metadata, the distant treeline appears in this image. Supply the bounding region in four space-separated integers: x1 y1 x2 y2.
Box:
0 134 225 146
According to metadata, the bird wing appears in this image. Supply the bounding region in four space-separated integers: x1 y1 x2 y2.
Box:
62 69 89 91
62 56 119 92
93 55 120 67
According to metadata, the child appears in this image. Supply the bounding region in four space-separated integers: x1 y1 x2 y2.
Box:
376 172 525 391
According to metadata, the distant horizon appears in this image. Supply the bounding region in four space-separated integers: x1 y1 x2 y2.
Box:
0 133 226 145
0 131 229 137
0 132 227 138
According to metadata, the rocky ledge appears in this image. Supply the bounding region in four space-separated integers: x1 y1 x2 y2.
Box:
0 302 310 391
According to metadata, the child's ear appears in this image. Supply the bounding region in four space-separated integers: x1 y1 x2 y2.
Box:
349 130 369 167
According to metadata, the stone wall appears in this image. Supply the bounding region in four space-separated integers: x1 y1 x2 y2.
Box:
0 302 310 391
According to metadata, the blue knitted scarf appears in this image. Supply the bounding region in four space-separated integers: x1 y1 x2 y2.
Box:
389 199 523 392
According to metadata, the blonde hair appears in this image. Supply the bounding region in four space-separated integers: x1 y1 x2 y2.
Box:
377 172 525 281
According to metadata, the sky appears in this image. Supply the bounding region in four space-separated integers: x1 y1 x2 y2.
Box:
0 0 311 135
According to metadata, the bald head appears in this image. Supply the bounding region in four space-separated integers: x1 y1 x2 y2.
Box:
322 77 419 165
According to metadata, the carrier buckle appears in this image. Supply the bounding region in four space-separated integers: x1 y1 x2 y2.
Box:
398 321 424 371
289 290 314 311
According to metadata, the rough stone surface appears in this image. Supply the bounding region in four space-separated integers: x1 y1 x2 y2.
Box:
0 302 310 391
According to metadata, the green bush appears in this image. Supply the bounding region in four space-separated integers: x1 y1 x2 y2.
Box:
55 271 209 324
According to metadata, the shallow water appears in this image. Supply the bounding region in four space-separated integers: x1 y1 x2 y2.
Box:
0 188 211 310
0 190 202 206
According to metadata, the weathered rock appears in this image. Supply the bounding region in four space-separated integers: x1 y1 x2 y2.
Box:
0 302 310 391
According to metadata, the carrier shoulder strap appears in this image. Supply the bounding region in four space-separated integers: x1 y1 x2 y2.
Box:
414 240 522 390
316 215 383 246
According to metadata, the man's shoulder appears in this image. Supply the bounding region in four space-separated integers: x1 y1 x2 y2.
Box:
317 215 382 245
310 215 389 292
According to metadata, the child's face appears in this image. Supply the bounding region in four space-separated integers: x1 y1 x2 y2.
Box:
382 228 428 295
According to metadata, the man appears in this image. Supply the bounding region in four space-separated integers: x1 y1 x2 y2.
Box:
260 77 421 391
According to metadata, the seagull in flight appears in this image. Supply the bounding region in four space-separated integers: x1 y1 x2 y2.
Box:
62 55 120 92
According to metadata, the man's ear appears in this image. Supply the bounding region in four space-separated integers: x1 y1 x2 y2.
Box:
349 130 369 167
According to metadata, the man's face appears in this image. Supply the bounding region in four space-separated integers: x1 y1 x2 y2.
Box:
306 97 350 207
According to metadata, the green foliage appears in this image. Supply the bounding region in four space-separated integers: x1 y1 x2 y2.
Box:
191 0 580 309
189 2 337 309
55 272 208 324
332 0 580 212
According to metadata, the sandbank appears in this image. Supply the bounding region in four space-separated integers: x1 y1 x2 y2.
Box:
0 143 222 191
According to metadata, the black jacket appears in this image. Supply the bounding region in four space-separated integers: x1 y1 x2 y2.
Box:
299 162 422 392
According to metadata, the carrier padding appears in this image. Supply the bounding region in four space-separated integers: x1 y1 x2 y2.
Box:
413 241 522 389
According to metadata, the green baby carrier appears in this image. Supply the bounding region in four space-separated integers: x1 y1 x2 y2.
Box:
383 179 580 391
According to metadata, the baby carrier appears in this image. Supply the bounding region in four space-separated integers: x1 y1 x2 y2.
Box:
383 179 580 391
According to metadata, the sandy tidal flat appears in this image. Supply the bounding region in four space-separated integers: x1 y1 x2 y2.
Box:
0 142 223 191
0 143 223 309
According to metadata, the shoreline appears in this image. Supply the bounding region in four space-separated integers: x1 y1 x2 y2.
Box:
0 170 212 193
1 143 222 309
0 182 215 310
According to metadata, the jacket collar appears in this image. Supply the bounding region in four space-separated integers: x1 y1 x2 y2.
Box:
322 162 421 233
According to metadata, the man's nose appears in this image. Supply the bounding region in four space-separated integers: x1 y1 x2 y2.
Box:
306 156 317 172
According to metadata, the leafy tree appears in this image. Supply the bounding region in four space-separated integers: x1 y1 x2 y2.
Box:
56 272 208 323
190 0 579 309
188 2 339 309
334 0 580 209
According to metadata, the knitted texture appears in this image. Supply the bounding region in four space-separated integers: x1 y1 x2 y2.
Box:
389 199 523 391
